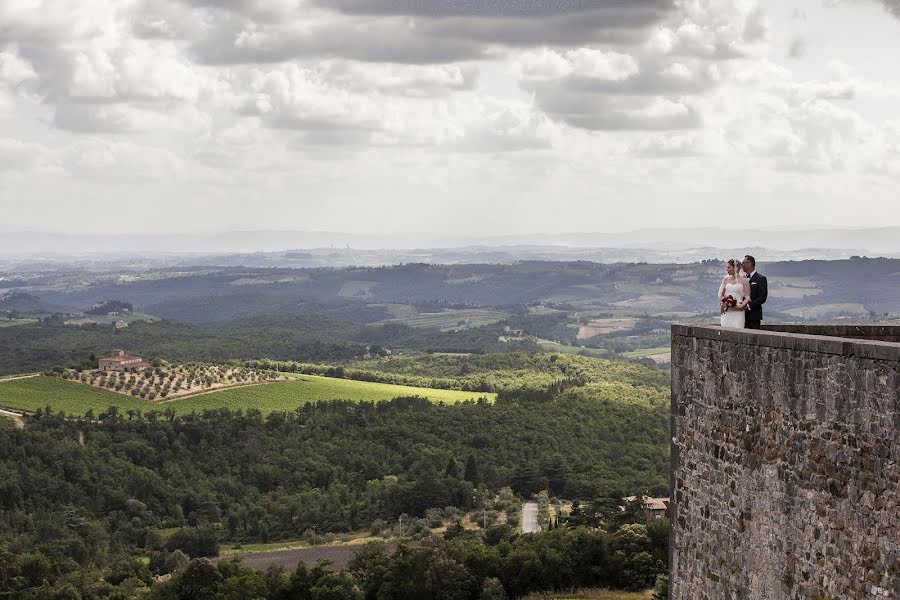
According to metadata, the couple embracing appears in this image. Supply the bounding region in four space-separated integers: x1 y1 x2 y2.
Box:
719 255 768 330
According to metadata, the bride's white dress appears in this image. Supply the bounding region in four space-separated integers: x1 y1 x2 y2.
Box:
720 281 745 329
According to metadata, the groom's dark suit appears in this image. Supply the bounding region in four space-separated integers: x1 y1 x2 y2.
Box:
744 271 768 329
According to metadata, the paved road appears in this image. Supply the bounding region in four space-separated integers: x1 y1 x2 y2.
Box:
522 501 539 533
0 408 24 429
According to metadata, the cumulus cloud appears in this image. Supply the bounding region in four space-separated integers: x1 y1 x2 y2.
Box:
875 0 900 18
505 0 771 131
2 0 900 235
241 63 381 131
0 52 37 87
0 50 37 114
319 0 675 47
189 17 490 65
513 48 640 82
771 99 873 173
183 0 676 65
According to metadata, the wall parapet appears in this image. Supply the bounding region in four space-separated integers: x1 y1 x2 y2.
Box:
670 324 899 600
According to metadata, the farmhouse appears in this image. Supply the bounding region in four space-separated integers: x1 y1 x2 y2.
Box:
624 495 670 521
98 349 149 372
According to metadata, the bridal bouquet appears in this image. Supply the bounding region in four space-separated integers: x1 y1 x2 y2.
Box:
721 295 737 313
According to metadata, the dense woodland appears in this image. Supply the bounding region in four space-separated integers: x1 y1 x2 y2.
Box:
0 350 669 598
0 316 544 376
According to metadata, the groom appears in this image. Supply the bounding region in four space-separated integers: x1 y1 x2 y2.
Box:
741 255 767 330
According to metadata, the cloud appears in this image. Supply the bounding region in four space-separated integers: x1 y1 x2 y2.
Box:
376 96 555 152
312 0 677 48
0 138 49 171
322 61 478 97
787 36 807 59
189 16 491 65
52 103 159 133
0 52 37 87
241 63 381 131
632 131 727 157
876 0 900 18
505 0 770 131
513 48 640 83
237 63 552 150
184 0 676 65
0 51 37 115
60 139 194 182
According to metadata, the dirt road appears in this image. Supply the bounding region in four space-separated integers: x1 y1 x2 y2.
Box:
0 408 24 429
522 501 539 533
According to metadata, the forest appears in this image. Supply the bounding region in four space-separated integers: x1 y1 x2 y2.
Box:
0 356 669 599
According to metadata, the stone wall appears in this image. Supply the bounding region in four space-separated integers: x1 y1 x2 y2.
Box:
670 324 899 600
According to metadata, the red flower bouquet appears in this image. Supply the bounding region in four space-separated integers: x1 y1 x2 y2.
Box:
720 295 737 314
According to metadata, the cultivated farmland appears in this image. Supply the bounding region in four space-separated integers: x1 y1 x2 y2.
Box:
59 362 285 400
0 373 495 417
165 374 494 414
0 376 152 415
382 307 509 331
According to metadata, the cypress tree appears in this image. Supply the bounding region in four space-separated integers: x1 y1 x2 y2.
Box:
464 455 479 484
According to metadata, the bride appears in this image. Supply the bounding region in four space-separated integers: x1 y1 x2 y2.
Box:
718 258 750 329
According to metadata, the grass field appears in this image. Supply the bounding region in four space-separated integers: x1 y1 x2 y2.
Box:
383 308 509 331
0 373 495 417
219 533 379 557
64 312 157 326
621 347 670 358
0 376 153 415
536 341 611 358
784 303 868 319
0 318 38 328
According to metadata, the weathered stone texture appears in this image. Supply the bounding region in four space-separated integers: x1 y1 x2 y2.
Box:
671 325 899 600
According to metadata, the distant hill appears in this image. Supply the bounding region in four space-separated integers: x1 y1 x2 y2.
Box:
19 258 900 320
0 291 67 316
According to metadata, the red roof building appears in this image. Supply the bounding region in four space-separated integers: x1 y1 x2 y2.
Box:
624 495 671 521
98 349 149 373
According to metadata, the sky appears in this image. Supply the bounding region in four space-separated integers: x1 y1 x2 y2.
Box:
1 0 900 236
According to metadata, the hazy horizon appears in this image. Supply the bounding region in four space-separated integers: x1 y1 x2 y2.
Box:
2 226 899 261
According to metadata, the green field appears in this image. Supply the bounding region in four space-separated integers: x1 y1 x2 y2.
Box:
0 318 38 328
784 303 868 319
0 373 495 417
537 340 611 358
0 376 152 415
621 347 670 359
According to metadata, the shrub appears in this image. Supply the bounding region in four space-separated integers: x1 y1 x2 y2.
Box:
165 527 220 558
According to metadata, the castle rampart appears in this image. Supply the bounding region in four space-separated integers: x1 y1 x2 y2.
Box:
670 324 899 599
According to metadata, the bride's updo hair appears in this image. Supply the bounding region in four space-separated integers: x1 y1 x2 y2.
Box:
727 258 737 271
